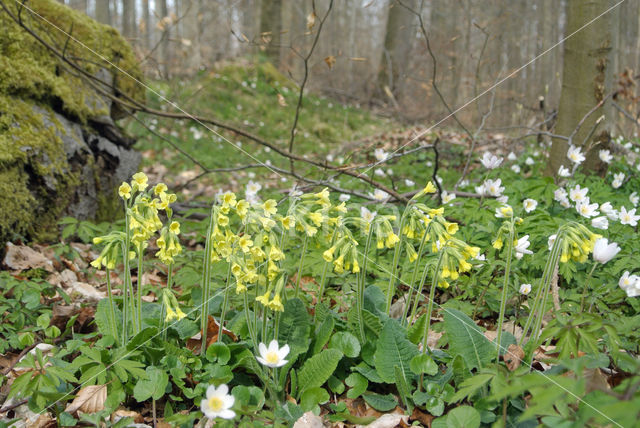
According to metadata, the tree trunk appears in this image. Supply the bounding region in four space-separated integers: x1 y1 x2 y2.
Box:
159 0 171 77
547 0 615 175
259 0 282 67
122 0 136 40
143 0 151 50
182 0 202 73
377 0 418 101
96 0 111 25
69 0 86 13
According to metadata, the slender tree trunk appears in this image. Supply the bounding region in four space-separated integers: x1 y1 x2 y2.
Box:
159 0 171 77
259 0 282 67
96 0 111 25
183 0 202 73
69 0 86 13
547 0 615 175
143 0 151 50
377 0 418 99
122 0 136 40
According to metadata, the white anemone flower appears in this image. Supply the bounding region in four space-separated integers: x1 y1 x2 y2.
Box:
508 152 517 161
567 145 585 164
592 238 620 264
483 178 505 197
619 271 640 298
374 148 389 162
374 168 386 177
405 179 415 187
576 199 599 218
600 202 619 221
360 206 377 224
523 198 538 213
481 152 503 169
525 157 535 166
612 172 624 189
442 191 456 203
599 149 613 163
630 191 639 206
514 235 533 259
246 180 262 195
339 194 351 202
569 184 588 203
370 189 390 202
619 206 640 226
547 234 557 251
554 188 568 203
519 283 532 295
201 384 235 420
558 165 571 177
511 165 521 173
591 216 609 230
256 340 290 368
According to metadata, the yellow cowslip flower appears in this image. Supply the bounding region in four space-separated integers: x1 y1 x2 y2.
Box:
269 246 285 261
441 267 451 278
308 212 324 227
165 306 177 321
235 281 247 294
119 182 132 200
423 181 437 194
131 172 148 192
334 201 347 213
333 254 345 272
459 260 472 272
377 239 385 249
314 188 330 206
406 243 418 262
260 217 276 230
175 307 186 320
154 183 168 195
236 199 249 218
268 294 284 312
449 269 459 280
281 215 295 230
438 279 450 289
352 259 360 273
428 208 444 217
256 292 270 306
445 222 458 235
169 221 180 235
386 232 400 248
222 192 237 208
239 235 253 253
262 199 277 217
305 225 318 237
323 247 335 262
231 263 242 277
251 246 265 262
90 256 103 269
492 238 503 250
217 215 229 227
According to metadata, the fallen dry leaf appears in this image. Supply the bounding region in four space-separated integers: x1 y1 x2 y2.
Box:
306 11 316 29
65 384 107 414
324 55 336 69
67 281 105 301
504 344 525 371
111 408 144 424
411 407 434 427
277 93 287 107
3 242 54 272
358 413 408 428
293 411 323 428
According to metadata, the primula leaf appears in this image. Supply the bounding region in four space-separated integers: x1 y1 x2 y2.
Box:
444 309 493 370
278 298 311 358
446 405 481 428
345 372 368 399
296 348 343 398
362 392 398 412
329 331 361 358
312 316 334 355
300 387 330 412
374 319 419 383
133 366 168 402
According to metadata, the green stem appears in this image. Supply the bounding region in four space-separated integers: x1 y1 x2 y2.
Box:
579 262 598 312
495 220 514 363
402 231 429 325
105 268 119 346
422 249 446 354
386 207 411 314
201 205 215 351
408 262 433 326
136 243 144 334
122 201 133 342
294 235 308 299
217 262 233 343
357 224 375 342
244 291 258 351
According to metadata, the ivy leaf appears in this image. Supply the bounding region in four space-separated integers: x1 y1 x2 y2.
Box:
296 348 343 398
374 319 419 383
444 309 493 370
133 367 168 402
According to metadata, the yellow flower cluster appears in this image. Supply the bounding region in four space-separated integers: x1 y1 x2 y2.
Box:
323 226 361 274
162 289 186 322
557 223 600 263
90 232 126 269
436 237 479 288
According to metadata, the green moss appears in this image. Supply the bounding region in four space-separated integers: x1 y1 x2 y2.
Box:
0 0 144 122
0 0 143 244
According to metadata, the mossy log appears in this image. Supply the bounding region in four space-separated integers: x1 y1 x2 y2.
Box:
0 0 144 245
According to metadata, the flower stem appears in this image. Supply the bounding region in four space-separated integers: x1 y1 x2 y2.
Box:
105 268 119 346
136 243 144 334
386 207 410 314
357 224 375 342
402 231 429 325
201 205 215 350
294 235 308 299
495 220 514 363
422 248 446 354
579 262 598 312
217 262 233 343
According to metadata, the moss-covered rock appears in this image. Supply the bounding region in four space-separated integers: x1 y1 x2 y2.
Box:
0 0 144 244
